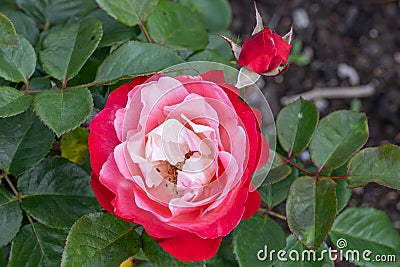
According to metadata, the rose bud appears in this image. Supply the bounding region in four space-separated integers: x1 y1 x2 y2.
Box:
221 2 292 88
88 70 269 261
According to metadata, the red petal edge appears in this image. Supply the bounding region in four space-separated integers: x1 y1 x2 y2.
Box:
105 76 150 109
158 234 222 261
90 172 116 215
242 190 261 220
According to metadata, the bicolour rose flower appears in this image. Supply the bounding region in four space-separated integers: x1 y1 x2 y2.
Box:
221 2 292 88
88 70 268 261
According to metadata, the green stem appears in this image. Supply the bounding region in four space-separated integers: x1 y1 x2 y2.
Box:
139 20 152 43
258 208 287 220
26 212 35 225
66 80 98 89
23 79 29 91
2 172 20 199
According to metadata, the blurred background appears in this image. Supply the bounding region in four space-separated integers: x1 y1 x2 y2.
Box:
229 0 400 233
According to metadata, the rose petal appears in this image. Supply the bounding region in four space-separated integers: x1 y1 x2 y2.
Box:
242 189 261 220
88 108 119 176
272 31 292 62
139 77 189 134
238 28 275 74
105 76 149 109
99 154 136 219
90 172 116 216
158 234 222 261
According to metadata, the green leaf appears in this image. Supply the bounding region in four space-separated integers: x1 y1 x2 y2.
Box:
335 179 352 213
1 9 39 45
286 176 337 250
0 110 54 175
95 0 158 27
309 110 368 171
232 215 286 267
206 239 238 267
0 12 17 47
15 0 97 25
187 50 230 64
61 212 141 267
0 186 23 247
330 207 400 267
17 157 100 229
39 18 103 82
260 152 292 185
28 77 52 91
0 86 32 117
330 166 352 212
96 41 182 83
145 0 208 50
87 9 140 47
60 127 89 165
0 245 10 267
347 144 400 190
8 223 68 267
178 0 231 32
207 33 234 60
275 235 334 267
277 98 318 156
259 166 297 209
142 231 205 267
66 51 106 87
0 34 36 83
33 87 93 137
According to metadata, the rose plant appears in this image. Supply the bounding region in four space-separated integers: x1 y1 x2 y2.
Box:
0 0 399 267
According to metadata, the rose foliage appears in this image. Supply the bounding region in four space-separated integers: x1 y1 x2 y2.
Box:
0 0 399 267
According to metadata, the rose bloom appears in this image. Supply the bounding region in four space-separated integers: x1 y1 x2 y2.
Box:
89 70 268 261
238 28 291 75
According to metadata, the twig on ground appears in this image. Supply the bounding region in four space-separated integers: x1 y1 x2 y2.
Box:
281 83 376 105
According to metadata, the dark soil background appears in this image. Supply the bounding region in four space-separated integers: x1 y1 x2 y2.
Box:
229 0 400 252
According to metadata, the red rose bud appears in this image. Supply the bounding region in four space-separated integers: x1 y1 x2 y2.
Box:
221 2 292 78
239 28 292 75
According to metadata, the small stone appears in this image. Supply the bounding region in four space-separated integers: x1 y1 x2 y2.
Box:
298 150 310 162
394 52 400 64
337 63 360 85
394 221 400 230
314 98 329 111
292 8 310 30
369 28 379 39
274 75 284 84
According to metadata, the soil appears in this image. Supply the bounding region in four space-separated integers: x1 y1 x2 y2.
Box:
229 0 400 260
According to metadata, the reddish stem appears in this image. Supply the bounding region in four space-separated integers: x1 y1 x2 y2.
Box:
139 20 152 43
